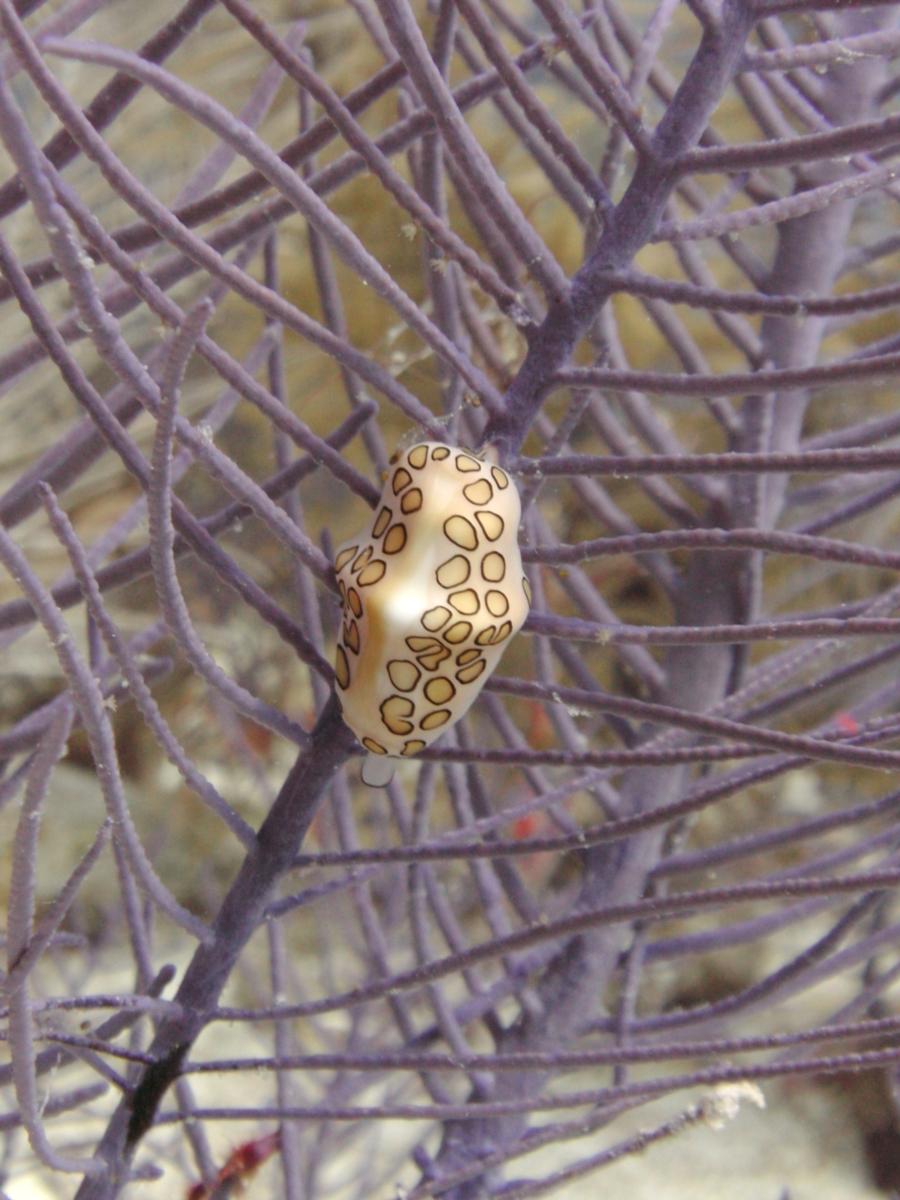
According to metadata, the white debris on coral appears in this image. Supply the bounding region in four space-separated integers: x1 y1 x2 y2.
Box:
702 1081 766 1131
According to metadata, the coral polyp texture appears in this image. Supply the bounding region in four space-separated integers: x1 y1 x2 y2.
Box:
334 442 529 763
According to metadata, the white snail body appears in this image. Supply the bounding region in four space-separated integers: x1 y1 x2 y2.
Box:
333 442 530 782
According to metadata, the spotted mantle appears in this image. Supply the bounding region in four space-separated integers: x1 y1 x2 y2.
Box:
333 441 530 762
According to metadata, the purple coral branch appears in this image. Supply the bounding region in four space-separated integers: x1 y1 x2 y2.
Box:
556 349 900 393
374 0 571 303
516 445 900 477
0 403 371 663
0 517 210 943
145 302 310 747
4 709 102 1173
526 609 900 643
0 0 216 220
40 483 256 849
212 860 900 1025
1 0 899 1193
177 1009 900 1073
529 525 900 571
73 700 357 1200
0 28 583 312
0 10 443 437
482 0 759 458
220 0 523 323
40 35 505 415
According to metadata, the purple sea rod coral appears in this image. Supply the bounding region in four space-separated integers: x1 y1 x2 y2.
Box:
0 1 899 1196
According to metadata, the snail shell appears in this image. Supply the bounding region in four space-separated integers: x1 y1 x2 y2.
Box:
333 442 530 782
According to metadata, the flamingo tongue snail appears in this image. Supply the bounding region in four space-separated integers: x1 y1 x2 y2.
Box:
333 442 531 786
